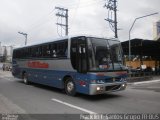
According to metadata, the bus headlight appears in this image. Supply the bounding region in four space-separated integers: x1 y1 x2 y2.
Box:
97 87 101 91
96 86 104 91
121 83 127 88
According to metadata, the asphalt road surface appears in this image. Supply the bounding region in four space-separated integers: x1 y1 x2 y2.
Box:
0 70 160 119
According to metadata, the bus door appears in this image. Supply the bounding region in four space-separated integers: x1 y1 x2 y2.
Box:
71 37 88 73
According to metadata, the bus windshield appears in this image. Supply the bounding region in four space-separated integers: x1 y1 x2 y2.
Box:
87 37 124 71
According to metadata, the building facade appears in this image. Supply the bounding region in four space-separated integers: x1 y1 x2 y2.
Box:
153 20 160 41
0 43 14 62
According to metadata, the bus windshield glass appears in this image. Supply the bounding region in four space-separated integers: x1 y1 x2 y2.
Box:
87 37 124 71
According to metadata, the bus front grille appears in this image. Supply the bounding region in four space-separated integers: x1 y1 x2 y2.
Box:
105 85 121 91
105 77 121 83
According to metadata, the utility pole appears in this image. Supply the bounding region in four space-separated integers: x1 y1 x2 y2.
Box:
18 32 28 45
55 7 68 36
104 0 118 38
0 42 1 56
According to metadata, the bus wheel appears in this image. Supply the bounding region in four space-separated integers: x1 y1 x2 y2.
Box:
64 78 76 96
23 73 29 85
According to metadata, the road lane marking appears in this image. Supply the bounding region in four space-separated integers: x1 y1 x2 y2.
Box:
51 98 96 114
133 79 160 85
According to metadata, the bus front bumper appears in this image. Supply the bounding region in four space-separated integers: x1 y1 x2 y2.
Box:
89 82 127 95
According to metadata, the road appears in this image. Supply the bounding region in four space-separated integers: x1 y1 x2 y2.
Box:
0 70 160 119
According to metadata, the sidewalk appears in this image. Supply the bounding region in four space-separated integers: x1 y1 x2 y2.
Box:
127 75 160 83
0 69 13 77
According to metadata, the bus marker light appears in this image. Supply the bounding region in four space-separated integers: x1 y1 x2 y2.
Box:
79 81 86 87
97 80 105 84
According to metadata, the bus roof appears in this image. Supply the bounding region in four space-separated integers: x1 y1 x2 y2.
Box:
14 35 119 50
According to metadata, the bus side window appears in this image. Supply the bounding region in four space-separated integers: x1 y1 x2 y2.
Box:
46 45 51 57
52 50 57 57
20 49 24 58
38 46 42 57
31 47 35 57
35 47 39 57
56 40 68 58
24 48 29 58
64 41 68 57
42 44 51 58
51 43 57 58
57 42 63 57
28 48 32 58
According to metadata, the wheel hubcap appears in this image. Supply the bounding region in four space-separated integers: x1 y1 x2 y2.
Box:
67 81 74 92
24 77 27 84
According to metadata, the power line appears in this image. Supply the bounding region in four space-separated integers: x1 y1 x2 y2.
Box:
69 0 80 29
27 0 103 35
25 0 104 39
27 9 55 33
69 0 104 33
67 0 104 9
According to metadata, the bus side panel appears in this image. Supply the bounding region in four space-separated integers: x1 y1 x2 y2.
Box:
73 73 92 95
12 59 76 89
13 58 92 94
26 69 62 88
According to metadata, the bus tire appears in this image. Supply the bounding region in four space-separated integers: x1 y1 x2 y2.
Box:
64 78 76 96
23 73 29 85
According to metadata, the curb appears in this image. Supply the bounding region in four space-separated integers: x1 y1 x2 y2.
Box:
128 79 160 85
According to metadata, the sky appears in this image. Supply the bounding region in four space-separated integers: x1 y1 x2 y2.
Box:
0 0 160 46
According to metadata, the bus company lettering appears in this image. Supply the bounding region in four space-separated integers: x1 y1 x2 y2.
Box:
116 72 127 76
27 61 49 68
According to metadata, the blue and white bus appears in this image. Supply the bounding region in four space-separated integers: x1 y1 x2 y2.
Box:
12 36 127 96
